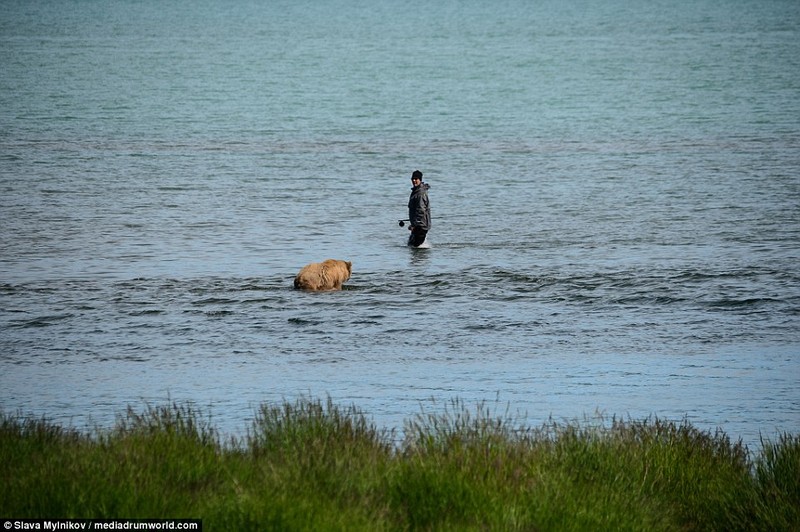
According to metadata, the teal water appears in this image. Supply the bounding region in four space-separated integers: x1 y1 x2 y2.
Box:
1 0 799 448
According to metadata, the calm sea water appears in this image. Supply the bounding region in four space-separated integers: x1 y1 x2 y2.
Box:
2 0 799 449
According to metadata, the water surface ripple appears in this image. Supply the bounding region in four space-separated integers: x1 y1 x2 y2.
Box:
1 0 799 448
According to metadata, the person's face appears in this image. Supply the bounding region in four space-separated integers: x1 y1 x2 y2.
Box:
411 176 421 186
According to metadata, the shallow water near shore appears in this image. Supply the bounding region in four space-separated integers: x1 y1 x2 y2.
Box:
1 0 799 450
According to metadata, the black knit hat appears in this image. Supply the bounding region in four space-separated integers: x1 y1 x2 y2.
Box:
411 170 423 180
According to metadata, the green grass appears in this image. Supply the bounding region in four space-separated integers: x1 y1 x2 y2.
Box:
2 397 798 531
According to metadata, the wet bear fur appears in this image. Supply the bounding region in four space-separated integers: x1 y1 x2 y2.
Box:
293 259 352 291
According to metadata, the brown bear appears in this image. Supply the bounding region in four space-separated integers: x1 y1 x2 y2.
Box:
293 259 352 291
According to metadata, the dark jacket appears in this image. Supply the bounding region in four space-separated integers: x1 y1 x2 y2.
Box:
408 183 431 231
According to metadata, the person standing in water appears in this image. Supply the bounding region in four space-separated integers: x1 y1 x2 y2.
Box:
407 170 431 247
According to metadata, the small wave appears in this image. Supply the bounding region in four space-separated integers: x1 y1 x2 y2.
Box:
613 295 687 306
0 283 16 293
288 317 323 326
704 297 785 310
9 314 73 328
156 185 197 191
204 310 235 317
463 320 529 332
192 297 240 306
128 309 165 316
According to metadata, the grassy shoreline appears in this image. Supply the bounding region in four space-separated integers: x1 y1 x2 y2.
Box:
2 397 798 530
